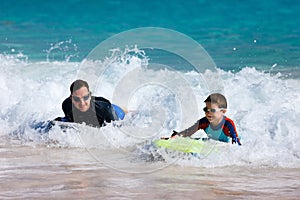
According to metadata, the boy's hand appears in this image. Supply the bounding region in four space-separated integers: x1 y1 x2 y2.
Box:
232 138 242 145
171 130 178 138
160 131 178 140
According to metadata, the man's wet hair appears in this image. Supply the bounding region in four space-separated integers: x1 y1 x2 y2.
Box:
70 79 89 94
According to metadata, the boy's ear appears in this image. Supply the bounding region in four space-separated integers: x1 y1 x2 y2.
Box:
222 109 227 114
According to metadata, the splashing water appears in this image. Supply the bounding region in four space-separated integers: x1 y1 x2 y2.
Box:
45 39 79 62
1 43 300 168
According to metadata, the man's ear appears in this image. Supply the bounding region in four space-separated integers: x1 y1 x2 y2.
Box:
222 109 227 114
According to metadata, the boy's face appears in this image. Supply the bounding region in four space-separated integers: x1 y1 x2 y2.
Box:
204 102 226 125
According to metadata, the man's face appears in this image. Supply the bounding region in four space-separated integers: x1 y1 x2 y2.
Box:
71 86 91 112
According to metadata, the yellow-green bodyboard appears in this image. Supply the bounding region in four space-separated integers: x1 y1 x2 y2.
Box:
154 137 222 154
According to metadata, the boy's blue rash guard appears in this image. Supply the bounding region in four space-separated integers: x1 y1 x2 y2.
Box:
178 116 241 145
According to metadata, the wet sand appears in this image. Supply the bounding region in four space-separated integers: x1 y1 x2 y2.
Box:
1 144 299 199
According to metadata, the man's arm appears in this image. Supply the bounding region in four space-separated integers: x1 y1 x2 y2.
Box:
62 97 74 122
94 98 117 124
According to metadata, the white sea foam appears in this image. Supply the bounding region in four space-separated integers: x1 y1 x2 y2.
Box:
1 52 299 168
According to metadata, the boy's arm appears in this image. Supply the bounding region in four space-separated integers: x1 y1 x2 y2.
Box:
224 118 241 145
176 117 208 137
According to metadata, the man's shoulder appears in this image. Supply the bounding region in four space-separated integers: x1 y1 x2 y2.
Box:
93 96 111 104
93 96 112 110
62 97 72 109
92 96 116 121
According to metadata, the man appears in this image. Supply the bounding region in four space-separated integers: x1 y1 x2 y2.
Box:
57 79 119 127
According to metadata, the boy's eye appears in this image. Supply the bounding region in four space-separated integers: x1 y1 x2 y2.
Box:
203 107 224 113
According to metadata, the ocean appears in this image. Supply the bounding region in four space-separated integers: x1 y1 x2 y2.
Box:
1 0 300 199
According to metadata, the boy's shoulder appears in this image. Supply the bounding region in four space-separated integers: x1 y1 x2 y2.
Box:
224 116 236 126
198 116 209 122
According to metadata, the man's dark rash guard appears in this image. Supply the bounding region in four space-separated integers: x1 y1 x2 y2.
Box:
62 96 118 127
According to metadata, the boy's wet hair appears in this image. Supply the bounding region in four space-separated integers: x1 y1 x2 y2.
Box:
204 93 227 109
70 79 89 94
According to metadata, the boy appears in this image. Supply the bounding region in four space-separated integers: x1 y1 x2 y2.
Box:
173 93 241 145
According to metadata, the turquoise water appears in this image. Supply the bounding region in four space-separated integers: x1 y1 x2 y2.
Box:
1 0 300 165
1 1 300 199
1 0 299 72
